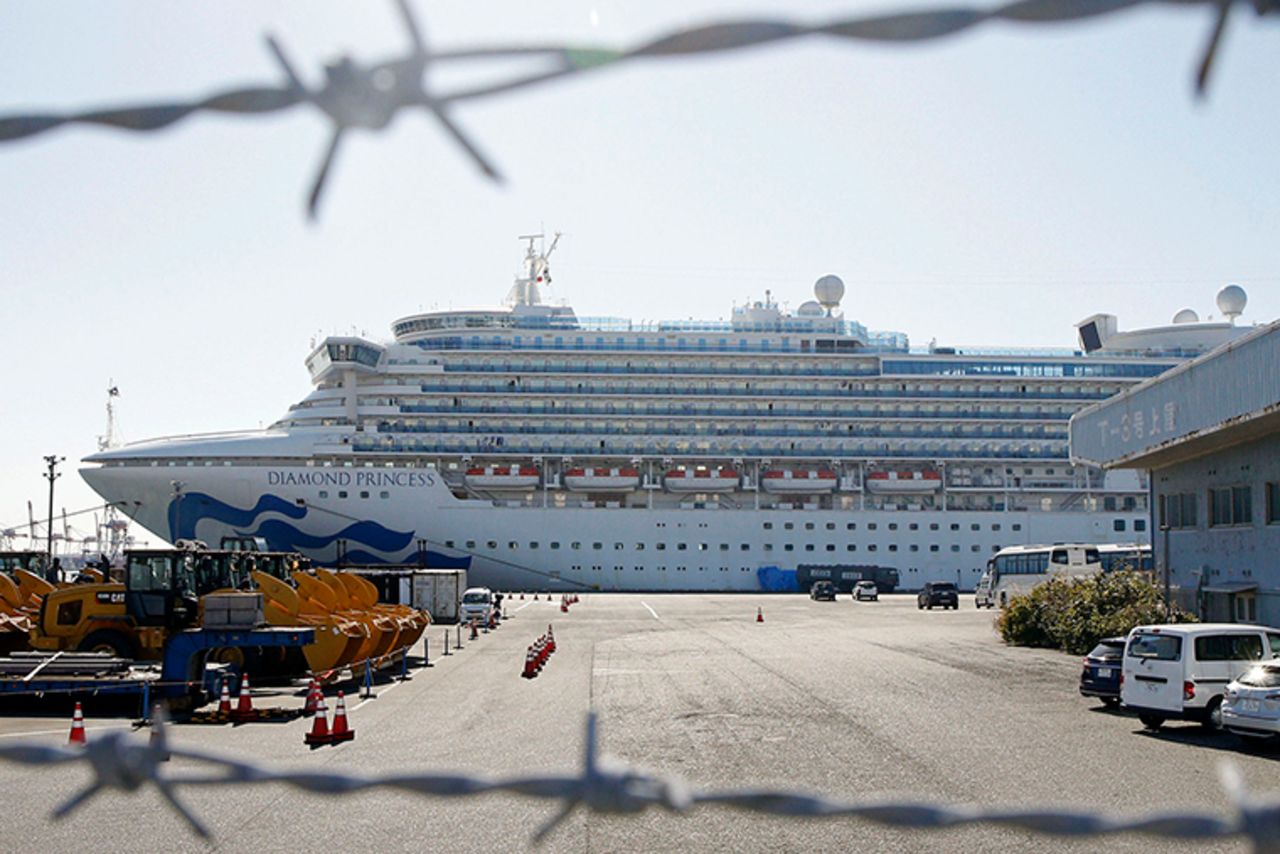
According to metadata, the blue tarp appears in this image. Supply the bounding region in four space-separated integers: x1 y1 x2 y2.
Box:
756 566 800 592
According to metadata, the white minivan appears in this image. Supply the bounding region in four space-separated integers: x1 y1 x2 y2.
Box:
1121 623 1280 732
458 587 494 625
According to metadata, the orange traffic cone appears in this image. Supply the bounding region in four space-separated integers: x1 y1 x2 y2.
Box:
756 607 764 623
68 702 86 745
520 593 525 600
330 691 355 743
303 678 322 717
470 619 479 640
304 693 332 748
521 647 537 679
217 678 232 716
547 625 556 654
560 598 568 613
233 673 255 722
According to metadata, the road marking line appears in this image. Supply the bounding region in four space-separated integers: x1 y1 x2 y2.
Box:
0 723 134 739
512 600 536 613
641 601 660 620
353 679 402 712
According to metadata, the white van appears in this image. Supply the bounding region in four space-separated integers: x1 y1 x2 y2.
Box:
1121 623 1280 732
458 587 493 625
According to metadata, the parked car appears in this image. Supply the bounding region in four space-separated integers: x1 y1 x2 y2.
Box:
973 571 996 609
459 586 494 625
1222 662 1280 741
1079 636 1126 707
853 580 879 602
810 581 837 601
1121 623 1280 732
917 582 959 610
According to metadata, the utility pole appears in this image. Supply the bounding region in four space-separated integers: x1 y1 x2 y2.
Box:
42 455 64 566
1160 522 1172 617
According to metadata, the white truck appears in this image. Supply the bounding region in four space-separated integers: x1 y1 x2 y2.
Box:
410 569 467 624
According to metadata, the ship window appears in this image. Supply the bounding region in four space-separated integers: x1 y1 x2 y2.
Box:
720 544 729 551
551 542 560 550
677 543 687 551
636 543 645 550
888 523 898 531
784 544 794 551
338 491 348 498
763 544 773 551
359 491 369 499
508 541 517 549
889 545 898 552
741 544 749 551
825 544 835 552
1135 519 1147 532
910 544 919 552
826 523 835 530
1012 524 1022 531
868 523 877 531
487 541 497 549
991 524 1001 531
571 542 581 550
530 542 539 549
784 522 794 530
593 542 603 550
445 541 454 548
804 522 815 530
805 544 815 552
380 491 390 499
972 545 981 552
930 545 940 552
951 545 961 552
846 523 856 531
763 522 773 530
868 545 877 552
1114 519 1126 532
319 490 329 498
465 540 476 549
847 544 856 551
950 523 960 531
971 523 980 531
930 523 939 531
615 543 624 550
656 543 666 550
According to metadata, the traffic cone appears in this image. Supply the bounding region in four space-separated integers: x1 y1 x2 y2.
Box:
488 611 497 630
560 598 568 613
304 693 332 748
756 607 763 623
547 626 556 654
68 702 86 745
233 673 255 722
521 647 537 679
520 593 525 600
217 678 232 717
533 593 539 601
470 619 479 640
303 678 322 717
330 691 355 743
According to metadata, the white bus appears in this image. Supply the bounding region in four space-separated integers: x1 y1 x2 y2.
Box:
974 543 1103 609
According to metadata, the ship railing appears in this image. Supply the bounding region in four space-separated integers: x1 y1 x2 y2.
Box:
417 382 1115 403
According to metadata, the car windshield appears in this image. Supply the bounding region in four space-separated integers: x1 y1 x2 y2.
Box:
1087 641 1125 660
857 581 874 588
1238 666 1280 688
1127 633 1182 661
462 592 489 604
932 583 956 591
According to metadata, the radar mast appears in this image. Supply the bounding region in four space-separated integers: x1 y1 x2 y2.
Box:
507 231 562 306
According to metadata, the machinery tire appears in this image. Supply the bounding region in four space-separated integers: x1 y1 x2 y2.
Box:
1138 713 1164 731
77 630 137 660
1102 697 1121 709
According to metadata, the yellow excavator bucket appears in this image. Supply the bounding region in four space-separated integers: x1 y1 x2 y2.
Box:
253 570 367 675
0 574 24 612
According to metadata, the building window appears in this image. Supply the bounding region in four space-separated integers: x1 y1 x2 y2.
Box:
1113 519 1126 532
1268 483 1280 525
1134 519 1146 532
1209 486 1251 527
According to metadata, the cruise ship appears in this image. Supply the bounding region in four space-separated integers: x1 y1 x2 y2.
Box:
80 236 1255 592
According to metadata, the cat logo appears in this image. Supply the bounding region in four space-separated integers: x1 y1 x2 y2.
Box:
94 591 126 605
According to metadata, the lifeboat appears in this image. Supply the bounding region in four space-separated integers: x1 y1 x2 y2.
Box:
465 465 541 490
563 467 641 492
865 470 943 494
761 469 838 493
664 467 740 493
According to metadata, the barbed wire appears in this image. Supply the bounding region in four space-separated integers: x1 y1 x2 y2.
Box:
1 711 1278 850
0 0 1275 219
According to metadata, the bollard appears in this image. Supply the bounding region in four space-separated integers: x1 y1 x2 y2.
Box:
443 630 451 656
422 636 433 667
399 650 411 682
361 658 377 700
139 679 151 724
456 623 463 649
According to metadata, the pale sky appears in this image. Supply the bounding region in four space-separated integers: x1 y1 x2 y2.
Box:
1 1 1276 547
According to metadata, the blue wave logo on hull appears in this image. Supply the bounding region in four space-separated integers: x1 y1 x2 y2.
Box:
168 492 305 542
251 518 414 554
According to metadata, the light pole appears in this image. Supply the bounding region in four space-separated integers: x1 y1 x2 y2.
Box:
42 455 64 566
1160 522 1172 617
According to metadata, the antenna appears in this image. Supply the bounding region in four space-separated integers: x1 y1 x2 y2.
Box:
97 381 120 452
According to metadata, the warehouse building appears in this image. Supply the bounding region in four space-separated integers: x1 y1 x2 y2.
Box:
1070 312 1280 626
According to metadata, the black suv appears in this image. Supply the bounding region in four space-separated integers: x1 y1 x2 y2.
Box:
809 581 837 601
917 582 959 610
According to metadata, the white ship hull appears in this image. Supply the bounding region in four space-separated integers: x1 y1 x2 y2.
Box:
81 462 1146 592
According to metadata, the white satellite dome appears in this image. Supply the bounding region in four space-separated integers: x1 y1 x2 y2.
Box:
1172 309 1199 324
1216 284 1247 321
814 275 845 311
797 300 824 317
